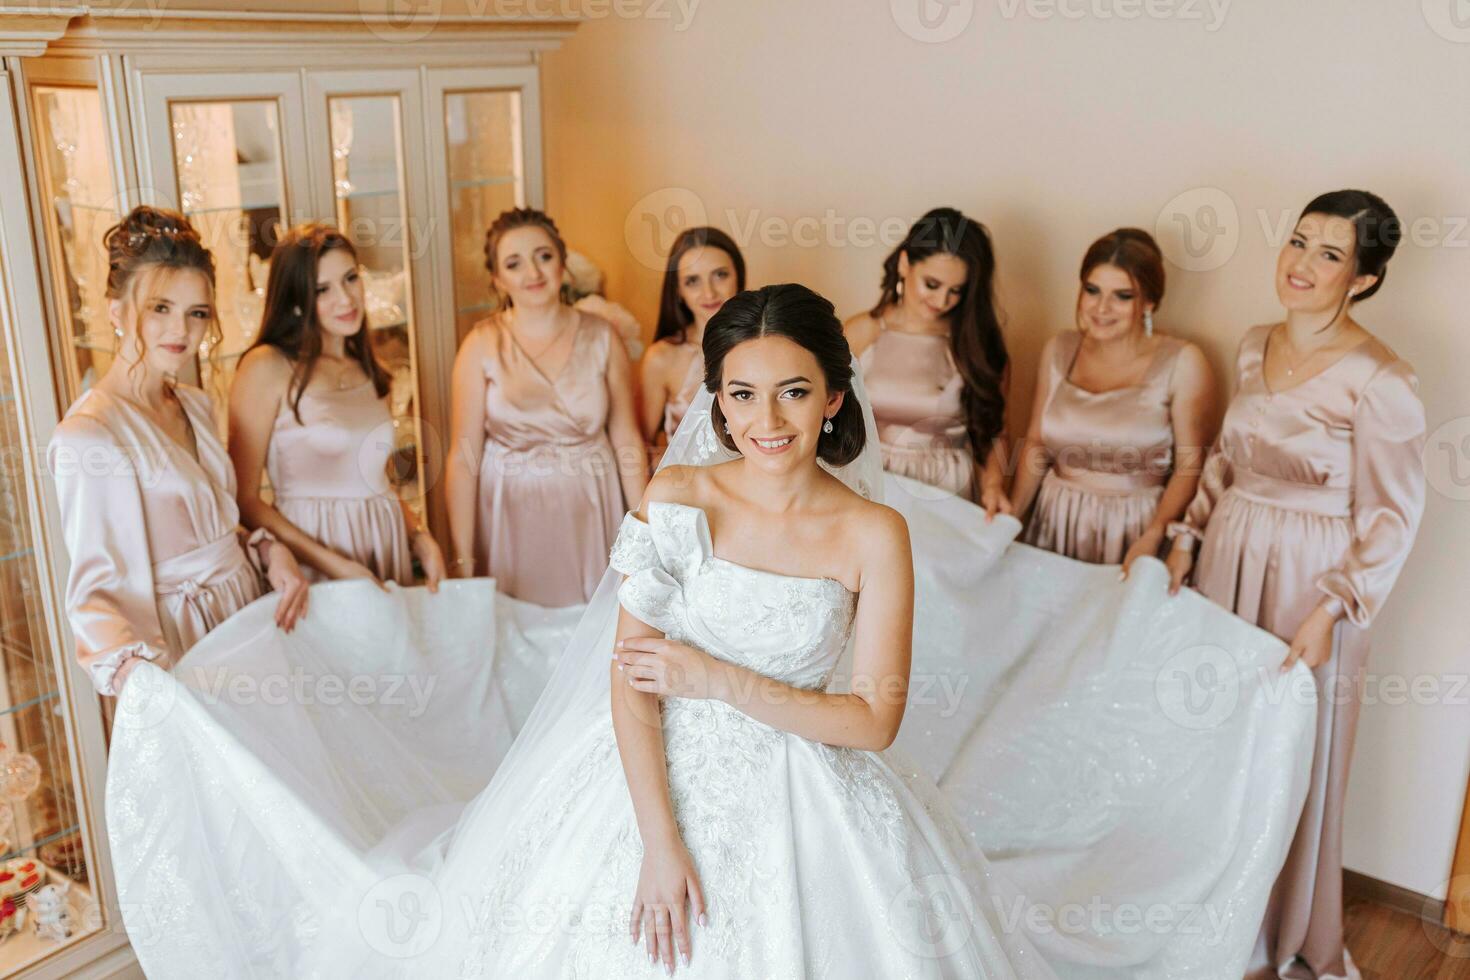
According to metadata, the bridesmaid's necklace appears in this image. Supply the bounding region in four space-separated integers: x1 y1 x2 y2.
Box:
509 308 574 365
1275 323 1344 378
317 352 362 390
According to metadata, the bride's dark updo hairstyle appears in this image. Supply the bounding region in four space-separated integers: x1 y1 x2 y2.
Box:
702 283 866 467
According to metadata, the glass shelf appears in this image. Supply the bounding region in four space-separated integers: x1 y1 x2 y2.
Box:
0 691 59 721
444 90 524 347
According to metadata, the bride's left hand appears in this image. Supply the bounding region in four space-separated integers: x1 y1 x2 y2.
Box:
615 637 725 701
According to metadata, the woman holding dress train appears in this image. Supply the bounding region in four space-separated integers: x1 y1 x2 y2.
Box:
1167 189 1426 980
48 206 308 697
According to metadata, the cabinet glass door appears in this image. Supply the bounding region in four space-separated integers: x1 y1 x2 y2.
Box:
444 89 527 345
323 93 425 519
0 231 100 974
166 98 288 432
28 84 120 409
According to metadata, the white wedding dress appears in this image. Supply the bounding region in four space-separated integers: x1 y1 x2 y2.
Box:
102 363 1315 980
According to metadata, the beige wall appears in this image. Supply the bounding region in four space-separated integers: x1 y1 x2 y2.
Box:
541 1 1470 899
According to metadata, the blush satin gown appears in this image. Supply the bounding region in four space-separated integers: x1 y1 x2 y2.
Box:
473 311 626 606
1022 331 1186 564
49 384 264 695
1173 324 1426 980
267 377 414 585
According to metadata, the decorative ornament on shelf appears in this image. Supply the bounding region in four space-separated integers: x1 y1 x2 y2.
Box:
0 742 41 803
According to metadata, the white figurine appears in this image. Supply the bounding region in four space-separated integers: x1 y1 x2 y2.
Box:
31 880 71 943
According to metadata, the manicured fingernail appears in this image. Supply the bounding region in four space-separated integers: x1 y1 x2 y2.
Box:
680 950 689 966
698 913 707 927
617 639 625 648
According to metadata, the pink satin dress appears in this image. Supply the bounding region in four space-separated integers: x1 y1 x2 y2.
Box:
267 379 412 585
474 311 625 607
859 322 978 502
1174 323 1426 980
49 385 265 696
1022 331 1185 564
662 347 705 441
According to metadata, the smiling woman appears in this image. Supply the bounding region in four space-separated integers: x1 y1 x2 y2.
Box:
444 207 648 606
1166 189 1427 980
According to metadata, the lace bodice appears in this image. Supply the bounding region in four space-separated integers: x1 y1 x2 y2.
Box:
610 502 856 691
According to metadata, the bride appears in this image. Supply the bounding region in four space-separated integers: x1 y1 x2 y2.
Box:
109 284 1050 978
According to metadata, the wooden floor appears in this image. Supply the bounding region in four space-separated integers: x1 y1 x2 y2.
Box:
1346 895 1470 979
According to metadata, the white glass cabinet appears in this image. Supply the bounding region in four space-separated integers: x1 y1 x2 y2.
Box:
0 8 573 976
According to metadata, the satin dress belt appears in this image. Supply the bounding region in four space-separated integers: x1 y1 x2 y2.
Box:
1226 467 1352 518
151 532 254 613
1051 461 1169 496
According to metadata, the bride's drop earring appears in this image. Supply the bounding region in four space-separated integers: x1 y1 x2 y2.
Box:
1144 309 1154 337
822 417 834 434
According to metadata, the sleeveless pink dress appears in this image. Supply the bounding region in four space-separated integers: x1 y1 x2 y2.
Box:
267 379 413 585
859 323 978 503
1175 324 1425 980
475 312 625 607
1022 331 1184 564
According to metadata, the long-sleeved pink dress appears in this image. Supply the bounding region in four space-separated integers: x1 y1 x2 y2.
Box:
1173 323 1426 980
49 385 266 696
1023 330 1185 564
267 378 413 585
473 312 625 607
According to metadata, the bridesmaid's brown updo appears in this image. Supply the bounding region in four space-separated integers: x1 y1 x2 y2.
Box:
483 207 569 307
102 205 220 355
704 283 865 467
1077 227 1166 315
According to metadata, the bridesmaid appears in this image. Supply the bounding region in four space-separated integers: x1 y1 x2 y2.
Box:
637 226 745 461
1010 228 1217 566
446 208 647 606
48 206 308 697
843 207 1011 514
229 223 445 588
1166 190 1425 980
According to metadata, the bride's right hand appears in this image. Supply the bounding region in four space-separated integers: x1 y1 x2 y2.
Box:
630 836 706 974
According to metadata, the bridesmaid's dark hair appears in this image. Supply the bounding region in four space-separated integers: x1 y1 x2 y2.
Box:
869 207 1008 461
251 222 390 423
483 207 569 308
655 227 747 344
705 284 865 467
1299 189 1402 302
1078 228 1166 313
103 205 221 370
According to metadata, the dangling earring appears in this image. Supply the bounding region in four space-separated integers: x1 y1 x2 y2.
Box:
114 325 124 339
822 417 834 434
1144 309 1154 337
723 422 730 434
895 279 904 300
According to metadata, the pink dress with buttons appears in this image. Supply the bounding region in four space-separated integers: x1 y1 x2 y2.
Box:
1174 323 1426 980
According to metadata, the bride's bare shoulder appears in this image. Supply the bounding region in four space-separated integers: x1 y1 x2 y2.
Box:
830 491 910 571
642 462 732 511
